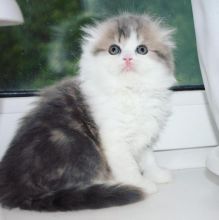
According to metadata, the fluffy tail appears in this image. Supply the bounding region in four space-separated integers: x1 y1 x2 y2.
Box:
4 184 145 211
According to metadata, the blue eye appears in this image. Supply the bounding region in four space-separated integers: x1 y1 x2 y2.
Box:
136 45 148 55
108 44 121 55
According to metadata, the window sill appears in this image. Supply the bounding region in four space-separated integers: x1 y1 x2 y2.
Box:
1 168 218 220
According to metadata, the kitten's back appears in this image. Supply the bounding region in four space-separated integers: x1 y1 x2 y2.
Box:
0 79 144 211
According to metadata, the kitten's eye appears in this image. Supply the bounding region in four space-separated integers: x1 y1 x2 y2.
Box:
136 45 148 55
108 44 121 55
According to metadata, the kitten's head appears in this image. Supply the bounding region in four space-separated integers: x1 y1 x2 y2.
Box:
80 14 176 89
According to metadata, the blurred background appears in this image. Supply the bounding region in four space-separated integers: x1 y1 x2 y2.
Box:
0 0 202 92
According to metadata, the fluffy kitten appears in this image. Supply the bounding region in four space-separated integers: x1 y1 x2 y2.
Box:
0 13 176 211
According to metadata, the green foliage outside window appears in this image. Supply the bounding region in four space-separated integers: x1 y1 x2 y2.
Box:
0 0 202 91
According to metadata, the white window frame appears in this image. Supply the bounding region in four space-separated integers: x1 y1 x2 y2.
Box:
0 90 218 169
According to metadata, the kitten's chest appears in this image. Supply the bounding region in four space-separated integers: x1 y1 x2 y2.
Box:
91 89 170 148
113 90 148 122
109 90 163 129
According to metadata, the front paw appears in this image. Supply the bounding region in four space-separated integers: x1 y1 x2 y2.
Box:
141 179 158 194
144 167 173 184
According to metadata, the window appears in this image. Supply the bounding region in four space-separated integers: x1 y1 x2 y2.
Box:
0 0 203 94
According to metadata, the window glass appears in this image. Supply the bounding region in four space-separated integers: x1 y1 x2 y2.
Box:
0 0 203 92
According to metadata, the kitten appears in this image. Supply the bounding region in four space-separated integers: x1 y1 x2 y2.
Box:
0 13 176 211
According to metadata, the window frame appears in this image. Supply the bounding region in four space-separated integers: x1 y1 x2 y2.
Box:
0 85 205 98
0 89 218 170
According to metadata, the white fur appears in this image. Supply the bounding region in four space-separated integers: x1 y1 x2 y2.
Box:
79 30 176 193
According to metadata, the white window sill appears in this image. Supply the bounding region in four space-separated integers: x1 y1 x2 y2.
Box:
0 168 218 220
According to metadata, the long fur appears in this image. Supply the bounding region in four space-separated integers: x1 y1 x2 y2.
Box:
0 13 175 211
0 183 144 211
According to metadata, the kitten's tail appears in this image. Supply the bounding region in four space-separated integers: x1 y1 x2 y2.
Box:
12 184 144 211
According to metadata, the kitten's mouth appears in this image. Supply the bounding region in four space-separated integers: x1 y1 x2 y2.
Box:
122 63 135 72
123 66 134 72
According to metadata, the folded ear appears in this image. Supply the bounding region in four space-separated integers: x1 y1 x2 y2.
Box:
151 16 176 49
81 23 100 43
160 27 176 49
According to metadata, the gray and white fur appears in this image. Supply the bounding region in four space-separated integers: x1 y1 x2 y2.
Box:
0 13 176 211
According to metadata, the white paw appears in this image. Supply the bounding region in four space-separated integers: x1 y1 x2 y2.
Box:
129 179 158 194
144 168 173 184
142 179 158 194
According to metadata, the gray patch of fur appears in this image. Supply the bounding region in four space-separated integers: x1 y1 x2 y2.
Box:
86 13 175 72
